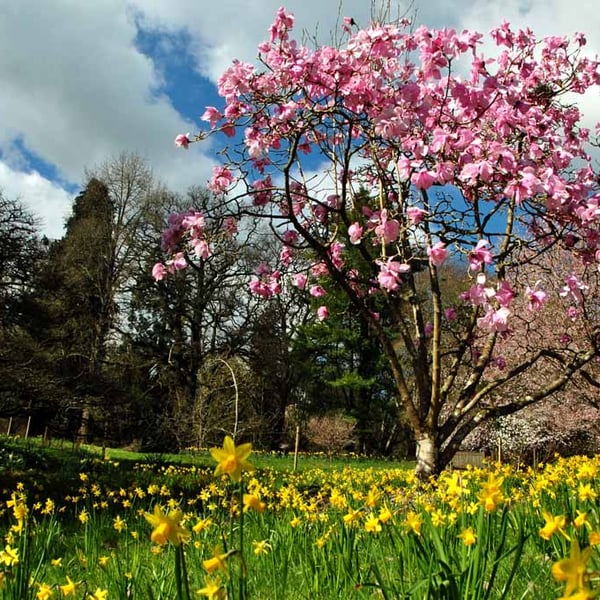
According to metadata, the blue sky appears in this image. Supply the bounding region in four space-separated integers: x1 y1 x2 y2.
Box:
1 0 599 238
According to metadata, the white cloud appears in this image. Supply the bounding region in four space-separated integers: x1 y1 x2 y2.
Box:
0 0 215 235
0 0 599 238
0 163 72 239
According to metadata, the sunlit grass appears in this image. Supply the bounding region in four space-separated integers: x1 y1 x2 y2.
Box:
1 435 599 598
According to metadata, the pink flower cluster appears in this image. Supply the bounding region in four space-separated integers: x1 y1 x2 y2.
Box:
249 263 282 298
165 8 600 333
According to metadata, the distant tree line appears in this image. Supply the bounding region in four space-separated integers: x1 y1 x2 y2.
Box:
0 154 413 455
1 153 598 461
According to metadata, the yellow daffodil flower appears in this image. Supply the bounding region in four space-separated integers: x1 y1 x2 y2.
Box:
551 540 592 598
539 510 567 541
457 527 477 546
197 576 227 599
364 514 382 534
209 436 254 482
203 548 232 574
144 504 190 547
89 588 108 600
59 577 78 597
252 539 272 556
243 493 266 513
36 582 54 600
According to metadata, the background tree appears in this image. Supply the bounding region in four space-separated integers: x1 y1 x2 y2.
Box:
32 179 114 438
123 187 278 449
162 9 600 475
0 192 59 423
465 244 600 462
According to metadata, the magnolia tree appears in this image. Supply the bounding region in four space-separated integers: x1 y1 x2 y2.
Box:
157 8 600 475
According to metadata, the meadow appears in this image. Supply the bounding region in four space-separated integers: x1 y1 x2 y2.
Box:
0 435 598 599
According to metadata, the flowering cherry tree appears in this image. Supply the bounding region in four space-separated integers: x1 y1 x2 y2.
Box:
159 8 600 475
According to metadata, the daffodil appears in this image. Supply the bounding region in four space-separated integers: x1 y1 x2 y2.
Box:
551 540 592 598
203 548 231 574
209 436 254 482
144 504 190 547
404 511 422 535
0 544 19 567
243 493 266 513
88 588 108 600
478 474 504 512
539 510 567 541
290 516 301 528
252 539 271 556
364 514 382 533
36 582 54 600
457 527 477 546
193 517 213 534
197 576 227 599
113 515 127 533
59 577 78 597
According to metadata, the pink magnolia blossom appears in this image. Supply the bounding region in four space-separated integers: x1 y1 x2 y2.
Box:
348 222 363 244
280 245 293 266
201 107 222 128
317 306 329 321
526 283 548 311
309 285 327 297
374 210 400 244
282 230 299 244
559 333 572 345
292 273 308 290
377 259 411 293
495 280 515 308
559 274 588 303
494 356 507 370
406 207 426 225
468 240 494 271
208 166 234 194
171 252 187 271
292 273 308 289
460 274 494 306
311 262 329 278
222 217 238 236
477 306 511 333
191 238 211 260
427 241 449 267
152 262 167 281
411 169 437 190
249 279 271 298
174 133 190 149
444 307 457 321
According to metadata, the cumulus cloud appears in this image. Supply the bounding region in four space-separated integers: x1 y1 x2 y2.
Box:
0 0 215 235
0 0 599 237
0 163 72 239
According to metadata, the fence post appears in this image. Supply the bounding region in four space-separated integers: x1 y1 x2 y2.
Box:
25 416 31 439
293 424 300 472
7 416 12 435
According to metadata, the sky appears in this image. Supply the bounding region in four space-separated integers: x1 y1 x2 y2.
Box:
1 0 599 239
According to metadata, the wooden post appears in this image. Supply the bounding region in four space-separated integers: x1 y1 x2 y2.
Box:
25 415 31 439
293 424 300 472
7 416 12 435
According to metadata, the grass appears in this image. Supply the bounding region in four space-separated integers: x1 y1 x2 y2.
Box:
0 434 597 599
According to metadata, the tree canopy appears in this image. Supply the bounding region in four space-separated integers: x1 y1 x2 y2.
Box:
161 9 600 475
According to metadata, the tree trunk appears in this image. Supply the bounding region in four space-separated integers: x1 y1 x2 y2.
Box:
415 433 438 478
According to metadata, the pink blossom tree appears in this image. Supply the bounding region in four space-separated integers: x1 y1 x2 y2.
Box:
464 244 600 462
159 8 600 475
